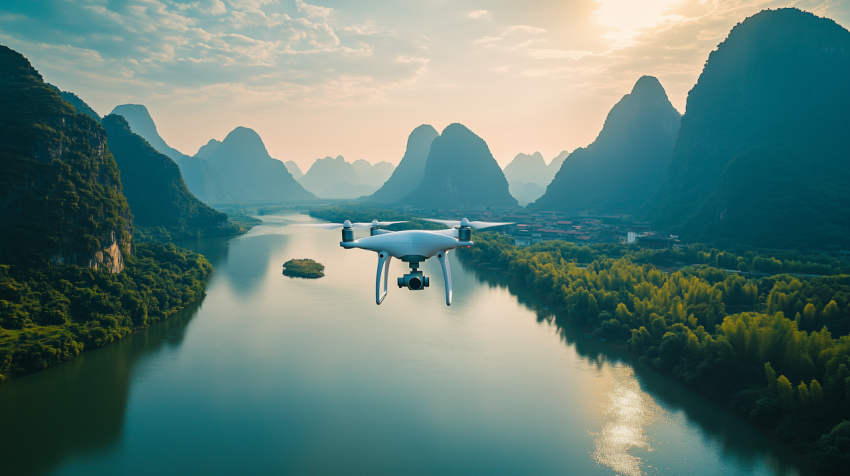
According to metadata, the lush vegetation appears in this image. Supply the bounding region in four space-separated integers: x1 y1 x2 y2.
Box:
102 114 245 242
0 242 212 383
460 233 850 474
647 9 850 251
282 259 325 278
0 46 132 267
48 85 101 123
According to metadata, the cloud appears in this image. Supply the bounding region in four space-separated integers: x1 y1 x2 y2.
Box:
340 20 381 36
473 36 501 44
170 0 227 15
526 48 594 59
503 25 546 35
469 10 488 19
295 0 333 19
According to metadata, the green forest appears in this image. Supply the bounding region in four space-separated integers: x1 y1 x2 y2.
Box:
460 233 850 474
0 242 212 383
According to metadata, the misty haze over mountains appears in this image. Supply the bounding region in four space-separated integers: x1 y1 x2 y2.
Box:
503 151 569 206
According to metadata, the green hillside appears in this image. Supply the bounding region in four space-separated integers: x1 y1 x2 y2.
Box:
0 46 131 269
102 114 242 241
47 85 101 123
647 9 850 250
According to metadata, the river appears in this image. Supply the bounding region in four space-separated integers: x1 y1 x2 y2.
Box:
0 214 820 475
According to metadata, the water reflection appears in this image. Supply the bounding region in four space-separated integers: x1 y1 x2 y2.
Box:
592 365 665 476
0 299 204 476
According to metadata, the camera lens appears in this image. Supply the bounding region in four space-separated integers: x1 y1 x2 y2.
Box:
408 276 422 290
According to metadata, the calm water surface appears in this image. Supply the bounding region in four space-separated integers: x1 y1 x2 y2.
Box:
0 214 819 475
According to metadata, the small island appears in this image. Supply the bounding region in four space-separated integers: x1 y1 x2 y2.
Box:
282 259 325 278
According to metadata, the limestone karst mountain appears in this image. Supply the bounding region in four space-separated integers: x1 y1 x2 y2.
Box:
503 152 548 185
647 8 850 250
401 123 517 208
102 114 236 240
351 159 395 188
503 151 569 205
284 161 304 180
177 127 314 205
531 76 681 213
0 45 131 271
110 104 187 161
364 125 439 203
297 155 390 199
194 139 221 159
299 156 360 196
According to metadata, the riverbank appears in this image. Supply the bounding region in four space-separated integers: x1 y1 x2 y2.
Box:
0 242 213 383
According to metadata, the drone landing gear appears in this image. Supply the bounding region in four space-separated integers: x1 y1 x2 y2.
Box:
374 251 453 306
437 251 452 306
376 251 392 305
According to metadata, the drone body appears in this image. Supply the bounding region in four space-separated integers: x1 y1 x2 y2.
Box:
300 218 512 305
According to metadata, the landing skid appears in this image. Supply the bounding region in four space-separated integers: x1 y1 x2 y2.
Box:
374 250 453 306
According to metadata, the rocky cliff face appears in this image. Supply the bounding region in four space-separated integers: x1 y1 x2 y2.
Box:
0 46 132 271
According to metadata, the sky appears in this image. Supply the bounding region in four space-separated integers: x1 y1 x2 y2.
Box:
1 0 848 171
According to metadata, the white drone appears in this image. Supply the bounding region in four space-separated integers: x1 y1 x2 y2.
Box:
299 218 512 305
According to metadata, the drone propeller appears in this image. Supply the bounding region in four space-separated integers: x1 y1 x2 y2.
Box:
421 218 514 229
297 219 407 230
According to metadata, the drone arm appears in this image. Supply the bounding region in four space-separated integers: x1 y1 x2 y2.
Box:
436 251 452 306
376 252 392 305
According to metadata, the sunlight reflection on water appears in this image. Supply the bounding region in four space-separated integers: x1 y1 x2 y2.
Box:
592 364 667 476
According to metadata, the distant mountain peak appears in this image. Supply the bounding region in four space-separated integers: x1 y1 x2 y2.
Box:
110 104 186 161
630 75 666 97
364 124 438 203
532 76 681 212
194 139 221 159
208 126 273 164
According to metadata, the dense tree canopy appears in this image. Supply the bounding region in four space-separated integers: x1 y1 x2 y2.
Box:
0 242 212 382
0 45 132 267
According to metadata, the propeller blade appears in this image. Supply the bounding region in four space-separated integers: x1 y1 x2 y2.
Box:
420 218 514 229
295 223 344 229
420 218 460 228
349 223 375 230
468 221 515 229
376 221 408 227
